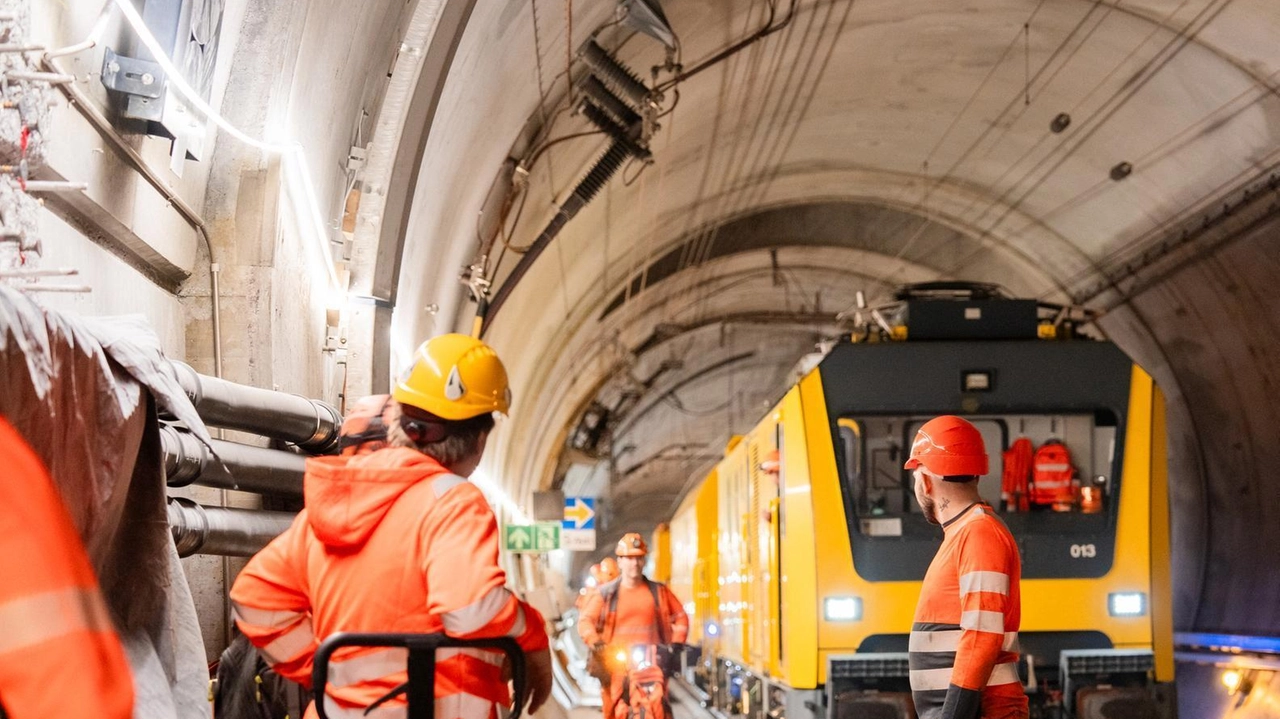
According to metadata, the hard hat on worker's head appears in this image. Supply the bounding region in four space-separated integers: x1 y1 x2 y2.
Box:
393 334 511 421
598 557 619 581
903 415 988 478
589 563 605 584
338 395 394 456
616 532 648 557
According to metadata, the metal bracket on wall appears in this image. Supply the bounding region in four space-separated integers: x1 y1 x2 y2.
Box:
100 48 166 121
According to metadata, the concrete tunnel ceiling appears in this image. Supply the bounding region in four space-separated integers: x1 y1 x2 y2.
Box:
370 0 1280 635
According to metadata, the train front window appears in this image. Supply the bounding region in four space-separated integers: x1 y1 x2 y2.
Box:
837 413 1118 536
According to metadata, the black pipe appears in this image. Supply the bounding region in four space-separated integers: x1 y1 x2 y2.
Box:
483 140 632 331
161 425 305 497
167 497 295 558
170 361 341 453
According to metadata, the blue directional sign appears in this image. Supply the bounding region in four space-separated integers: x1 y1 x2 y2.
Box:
562 496 596 530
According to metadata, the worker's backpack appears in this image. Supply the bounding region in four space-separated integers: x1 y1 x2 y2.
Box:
213 633 310 719
1030 440 1076 509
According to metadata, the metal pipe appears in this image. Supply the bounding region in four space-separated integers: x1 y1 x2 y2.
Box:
169 361 342 453
161 425 305 496
5 70 75 84
167 497 295 558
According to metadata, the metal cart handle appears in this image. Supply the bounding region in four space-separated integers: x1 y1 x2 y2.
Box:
313 632 527 719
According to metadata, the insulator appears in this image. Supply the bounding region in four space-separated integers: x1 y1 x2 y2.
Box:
578 39 650 110
580 76 640 129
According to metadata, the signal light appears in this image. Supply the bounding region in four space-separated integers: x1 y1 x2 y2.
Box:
824 597 862 621
1108 592 1146 617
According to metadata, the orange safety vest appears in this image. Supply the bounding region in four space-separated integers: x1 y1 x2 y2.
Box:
0 416 133 719
230 447 548 719
1000 438 1033 513
1030 441 1076 510
577 578 689 647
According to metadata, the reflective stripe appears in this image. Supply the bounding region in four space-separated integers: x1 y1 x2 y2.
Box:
1003 631 1020 652
909 629 961 652
328 646 505 689
960 610 1006 633
436 691 497 719
909 666 952 692
231 601 305 630
261 616 315 664
910 662 1021 692
323 694 406 719
988 662 1020 686
506 604 526 640
432 474 467 498
1035 463 1071 472
909 629 1019 653
0 587 114 655
959 571 1009 596
442 586 512 635
330 648 408 688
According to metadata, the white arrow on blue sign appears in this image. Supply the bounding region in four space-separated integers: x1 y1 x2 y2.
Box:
562 496 596 530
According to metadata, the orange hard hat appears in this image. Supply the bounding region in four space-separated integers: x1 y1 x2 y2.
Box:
598 557 619 581
588 563 605 583
903 415 989 477
338 395 394 456
616 532 648 557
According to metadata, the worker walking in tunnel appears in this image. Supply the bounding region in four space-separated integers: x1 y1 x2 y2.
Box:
904 416 1029 719
576 558 620 612
229 334 553 719
0 416 134 719
578 533 688 719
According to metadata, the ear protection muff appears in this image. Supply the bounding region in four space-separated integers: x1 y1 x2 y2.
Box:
400 415 449 445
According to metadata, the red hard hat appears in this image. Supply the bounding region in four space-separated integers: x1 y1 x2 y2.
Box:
903 415 989 477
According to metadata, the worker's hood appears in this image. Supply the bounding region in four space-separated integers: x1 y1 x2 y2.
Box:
303 448 447 548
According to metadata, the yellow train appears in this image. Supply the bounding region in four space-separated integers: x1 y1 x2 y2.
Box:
655 284 1176 719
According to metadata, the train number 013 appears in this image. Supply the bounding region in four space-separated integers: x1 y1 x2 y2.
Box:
1070 543 1097 559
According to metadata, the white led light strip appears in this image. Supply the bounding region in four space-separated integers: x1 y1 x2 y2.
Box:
110 0 343 294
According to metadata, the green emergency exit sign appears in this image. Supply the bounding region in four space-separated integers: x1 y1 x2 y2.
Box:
503 523 560 552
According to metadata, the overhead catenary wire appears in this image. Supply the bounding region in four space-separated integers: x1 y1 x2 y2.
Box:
941 0 1235 280
677 0 849 326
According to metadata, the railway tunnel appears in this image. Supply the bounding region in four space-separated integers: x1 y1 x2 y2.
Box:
4 0 1280 717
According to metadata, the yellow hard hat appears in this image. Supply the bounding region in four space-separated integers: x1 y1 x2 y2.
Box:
392 334 511 420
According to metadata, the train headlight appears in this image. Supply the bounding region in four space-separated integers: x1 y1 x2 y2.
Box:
1108 592 1146 617
823 596 863 621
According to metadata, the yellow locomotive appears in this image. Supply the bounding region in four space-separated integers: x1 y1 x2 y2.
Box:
657 283 1176 719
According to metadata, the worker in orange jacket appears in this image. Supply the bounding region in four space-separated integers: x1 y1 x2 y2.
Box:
230 334 553 719
0 416 133 719
578 534 687 719
905 416 1029 719
576 558 619 612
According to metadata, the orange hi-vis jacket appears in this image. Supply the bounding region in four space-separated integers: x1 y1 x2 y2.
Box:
230 448 548 719
577 578 688 648
0 416 133 719
909 503 1029 719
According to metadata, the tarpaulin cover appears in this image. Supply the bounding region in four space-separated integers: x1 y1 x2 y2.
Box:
0 285 212 719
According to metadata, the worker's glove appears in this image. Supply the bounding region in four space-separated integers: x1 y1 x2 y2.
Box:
523 646 554 715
